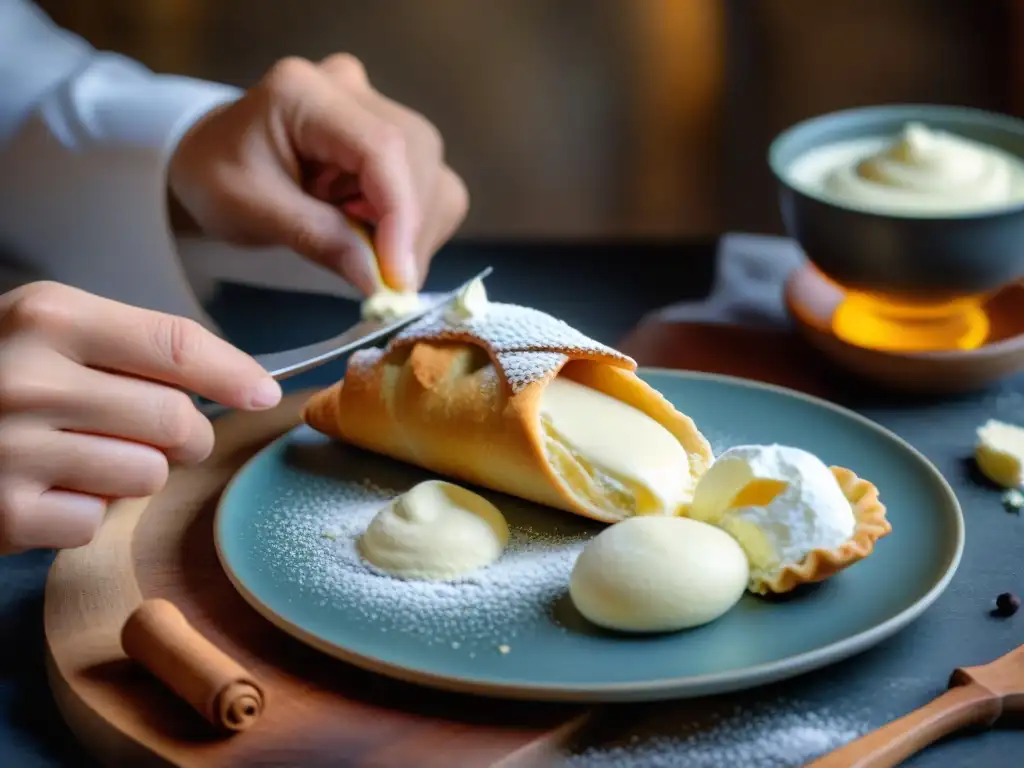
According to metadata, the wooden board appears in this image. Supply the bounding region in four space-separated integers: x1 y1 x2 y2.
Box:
44 392 589 768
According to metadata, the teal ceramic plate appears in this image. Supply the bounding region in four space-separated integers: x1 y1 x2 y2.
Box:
215 370 963 702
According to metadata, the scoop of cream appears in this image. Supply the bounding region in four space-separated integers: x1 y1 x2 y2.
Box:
819 121 1024 215
361 289 425 322
569 516 748 632
339 214 426 322
688 445 855 586
540 377 694 518
444 275 489 323
358 480 509 580
976 419 1024 488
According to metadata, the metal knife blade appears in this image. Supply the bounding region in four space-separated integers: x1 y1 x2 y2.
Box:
255 266 493 380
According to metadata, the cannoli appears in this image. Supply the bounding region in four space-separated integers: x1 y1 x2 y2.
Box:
302 298 713 523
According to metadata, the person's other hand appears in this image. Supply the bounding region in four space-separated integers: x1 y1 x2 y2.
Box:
168 54 469 295
0 282 282 554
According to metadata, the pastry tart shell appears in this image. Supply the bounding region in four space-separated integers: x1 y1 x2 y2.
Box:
751 466 891 596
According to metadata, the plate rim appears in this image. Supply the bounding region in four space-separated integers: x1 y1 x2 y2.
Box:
214 368 965 702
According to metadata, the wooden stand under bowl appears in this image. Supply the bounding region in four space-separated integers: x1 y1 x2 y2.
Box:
43 393 589 767
785 263 1024 394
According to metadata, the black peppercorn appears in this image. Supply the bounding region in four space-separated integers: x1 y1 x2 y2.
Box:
994 592 1020 617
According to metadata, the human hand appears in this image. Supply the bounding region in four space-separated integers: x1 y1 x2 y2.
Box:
0 282 282 554
168 54 469 295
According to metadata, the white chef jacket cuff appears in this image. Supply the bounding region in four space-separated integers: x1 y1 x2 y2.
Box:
73 58 242 328
77 56 241 156
87 56 365 310
0 54 241 329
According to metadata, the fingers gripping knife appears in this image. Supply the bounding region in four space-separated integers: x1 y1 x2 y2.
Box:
192 267 493 418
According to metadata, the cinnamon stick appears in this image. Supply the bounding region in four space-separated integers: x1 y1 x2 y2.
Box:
121 598 265 733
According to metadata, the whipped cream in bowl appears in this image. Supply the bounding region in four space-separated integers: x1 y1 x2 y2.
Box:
790 121 1024 217
770 104 1024 301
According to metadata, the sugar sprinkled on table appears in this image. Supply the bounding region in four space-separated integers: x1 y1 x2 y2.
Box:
560 705 867 768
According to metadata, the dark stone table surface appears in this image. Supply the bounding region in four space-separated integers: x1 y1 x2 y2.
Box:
1 239 1019 766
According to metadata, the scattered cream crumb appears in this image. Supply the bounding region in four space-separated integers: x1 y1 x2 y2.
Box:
976 419 1024 488
1002 488 1024 513
498 644 511 654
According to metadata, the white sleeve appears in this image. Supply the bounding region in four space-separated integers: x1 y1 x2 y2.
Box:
0 0 362 329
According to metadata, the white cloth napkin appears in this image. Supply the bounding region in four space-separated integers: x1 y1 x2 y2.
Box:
645 232 808 329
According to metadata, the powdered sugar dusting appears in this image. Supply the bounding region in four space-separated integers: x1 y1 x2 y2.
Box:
391 302 634 393
495 350 571 392
395 301 623 356
563 703 866 767
244 442 875 767
253 470 590 648
710 432 744 459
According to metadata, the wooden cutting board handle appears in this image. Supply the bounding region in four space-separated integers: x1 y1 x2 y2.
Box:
806 682 1002 767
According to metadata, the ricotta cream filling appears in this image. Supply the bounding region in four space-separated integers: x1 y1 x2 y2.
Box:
539 377 693 518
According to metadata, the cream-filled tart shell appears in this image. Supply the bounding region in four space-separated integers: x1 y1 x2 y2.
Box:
688 445 890 595
755 466 890 595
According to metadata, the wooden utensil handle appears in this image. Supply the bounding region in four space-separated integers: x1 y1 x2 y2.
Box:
805 682 1001 768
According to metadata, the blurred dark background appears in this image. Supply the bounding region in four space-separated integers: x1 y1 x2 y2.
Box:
36 0 1018 239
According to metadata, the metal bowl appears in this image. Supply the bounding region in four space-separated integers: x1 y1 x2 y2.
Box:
770 104 1024 302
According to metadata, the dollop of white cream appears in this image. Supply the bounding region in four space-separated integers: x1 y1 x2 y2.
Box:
688 445 855 586
341 213 426 322
569 516 749 632
975 419 1024 489
788 121 1024 215
361 289 425 322
443 276 489 323
358 480 509 580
